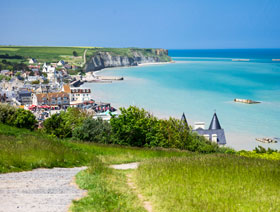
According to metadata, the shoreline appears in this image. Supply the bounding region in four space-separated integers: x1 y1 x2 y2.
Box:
88 61 174 77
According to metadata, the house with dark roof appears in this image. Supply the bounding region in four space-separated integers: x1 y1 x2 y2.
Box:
57 60 65 66
18 90 32 105
29 58 38 64
192 113 226 145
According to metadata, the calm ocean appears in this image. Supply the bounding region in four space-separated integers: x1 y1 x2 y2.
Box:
83 49 280 150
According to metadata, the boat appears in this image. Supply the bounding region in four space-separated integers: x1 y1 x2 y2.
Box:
234 98 261 104
256 138 278 144
272 59 280 61
232 59 250 61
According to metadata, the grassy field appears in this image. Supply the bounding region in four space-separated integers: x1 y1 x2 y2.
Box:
0 46 88 63
134 155 280 212
1 123 280 211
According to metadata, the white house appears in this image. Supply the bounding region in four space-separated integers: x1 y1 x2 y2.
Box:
57 60 65 66
42 64 61 82
29 58 38 64
62 84 92 107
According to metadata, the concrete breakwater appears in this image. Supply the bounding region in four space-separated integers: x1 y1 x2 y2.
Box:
234 98 261 104
96 76 124 81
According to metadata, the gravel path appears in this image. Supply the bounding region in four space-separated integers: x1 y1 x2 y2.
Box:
110 162 139 170
0 167 87 212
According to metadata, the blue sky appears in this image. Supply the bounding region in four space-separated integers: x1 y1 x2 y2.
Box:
0 0 279 49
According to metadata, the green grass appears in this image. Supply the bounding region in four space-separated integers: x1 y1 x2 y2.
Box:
0 124 91 173
0 123 191 173
2 123 280 211
134 154 280 212
71 157 146 212
0 46 88 63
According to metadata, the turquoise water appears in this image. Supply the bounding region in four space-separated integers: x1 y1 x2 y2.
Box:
83 49 280 150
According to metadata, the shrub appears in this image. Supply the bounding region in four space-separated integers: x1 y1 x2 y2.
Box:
73 118 112 143
73 51 78 57
0 104 37 130
0 104 17 125
13 108 37 130
43 107 87 138
110 106 158 147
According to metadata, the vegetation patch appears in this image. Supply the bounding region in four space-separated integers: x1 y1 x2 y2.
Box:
71 157 145 212
135 154 280 212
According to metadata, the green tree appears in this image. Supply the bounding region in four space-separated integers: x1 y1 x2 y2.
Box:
73 118 112 143
43 107 87 138
0 104 37 130
73 51 78 57
31 80 40 84
42 113 68 138
13 109 37 130
110 106 158 147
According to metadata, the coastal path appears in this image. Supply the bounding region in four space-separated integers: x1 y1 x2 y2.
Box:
0 167 87 212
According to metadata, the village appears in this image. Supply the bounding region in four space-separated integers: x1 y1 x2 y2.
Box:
0 58 117 126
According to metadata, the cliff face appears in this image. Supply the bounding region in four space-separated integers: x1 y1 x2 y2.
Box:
84 49 171 72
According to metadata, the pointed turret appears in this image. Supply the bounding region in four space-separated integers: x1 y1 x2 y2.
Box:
181 113 188 126
208 113 222 130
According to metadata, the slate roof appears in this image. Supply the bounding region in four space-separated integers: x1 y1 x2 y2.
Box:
181 113 188 126
193 112 226 145
209 113 221 130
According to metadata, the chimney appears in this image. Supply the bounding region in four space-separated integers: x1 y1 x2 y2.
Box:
194 122 205 130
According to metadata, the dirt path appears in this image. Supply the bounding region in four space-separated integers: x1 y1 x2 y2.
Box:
111 162 153 212
0 167 87 212
82 49 88 66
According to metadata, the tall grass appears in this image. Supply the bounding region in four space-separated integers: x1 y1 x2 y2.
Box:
0 123 192 173
135 154 280 212
71 157 145 212
0 126 91 173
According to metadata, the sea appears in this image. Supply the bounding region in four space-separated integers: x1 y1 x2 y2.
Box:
82 49 280 151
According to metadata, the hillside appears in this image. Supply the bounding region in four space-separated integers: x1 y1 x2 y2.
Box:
85 48 171 72
0 46 171 70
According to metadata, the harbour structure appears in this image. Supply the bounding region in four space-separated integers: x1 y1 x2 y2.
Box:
234 98 260 104
193 113 226 145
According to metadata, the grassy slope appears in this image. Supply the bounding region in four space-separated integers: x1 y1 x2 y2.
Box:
0 124 190 212
135 155 280 212
0 123 191 173
2 124 280 211
0 46 87 63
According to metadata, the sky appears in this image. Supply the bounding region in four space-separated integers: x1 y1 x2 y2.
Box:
0 0 280 49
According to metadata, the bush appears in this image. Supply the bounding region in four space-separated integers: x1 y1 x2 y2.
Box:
0 104 37 130
43 107 87 138
13 108 37 130
110 106 158 147
0 104 17 125
73 51 78 57
73 118 112 143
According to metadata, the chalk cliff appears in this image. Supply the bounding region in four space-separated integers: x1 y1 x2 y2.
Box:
84 48 171 72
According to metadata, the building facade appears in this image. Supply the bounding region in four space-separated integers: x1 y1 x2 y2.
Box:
62 85 91 106
192 113 226 145
32 92 70 108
